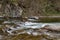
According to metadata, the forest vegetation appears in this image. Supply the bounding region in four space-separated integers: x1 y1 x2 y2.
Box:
0 0 60 17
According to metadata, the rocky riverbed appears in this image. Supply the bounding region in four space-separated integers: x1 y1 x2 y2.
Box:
0 19 59 40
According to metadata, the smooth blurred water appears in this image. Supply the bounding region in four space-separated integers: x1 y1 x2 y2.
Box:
20 22 60 29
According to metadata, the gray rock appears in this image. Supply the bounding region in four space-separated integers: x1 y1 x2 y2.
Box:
42 24 60 31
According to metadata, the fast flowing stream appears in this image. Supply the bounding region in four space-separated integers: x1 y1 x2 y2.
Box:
0 19 60 40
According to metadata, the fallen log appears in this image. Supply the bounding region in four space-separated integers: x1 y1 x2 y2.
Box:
0 16 60 22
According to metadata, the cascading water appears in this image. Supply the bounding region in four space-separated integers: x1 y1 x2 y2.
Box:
0 19 60 40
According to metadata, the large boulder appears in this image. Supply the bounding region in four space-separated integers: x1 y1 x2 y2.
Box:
41 24 60 31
